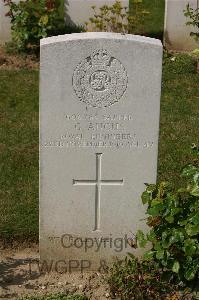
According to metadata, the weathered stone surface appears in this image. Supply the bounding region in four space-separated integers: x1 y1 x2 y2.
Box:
164 0 198 51
40 32 162 271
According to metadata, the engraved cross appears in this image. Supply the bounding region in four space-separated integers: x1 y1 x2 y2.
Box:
73 153 124 231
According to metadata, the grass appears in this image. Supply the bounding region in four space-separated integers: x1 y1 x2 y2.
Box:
0 70 39 241
19 293 88 300
0 53 198 241
158 53 199 184
130 0 165 40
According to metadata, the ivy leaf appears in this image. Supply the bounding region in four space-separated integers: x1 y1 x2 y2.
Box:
185 266 197 281
136 230 147 248
162 231 170 249
141 191 150 204
147 230 156 242
189 211 199 225
165 215 174 223
184 239 197 256
190 185 199 197
169 229 184 245
185 224 199 236
172 261 180 273
143 250 154 261
154 241 162 251
190 201 199 211
161 259 168 267
39 14 49 26
193 172 199 184
170 207 182 216
151 199 162 207
156 249 164 260
146 184 157 193
182 164 198 177
178 219 188 226
147 203 163 216
178 188 188 193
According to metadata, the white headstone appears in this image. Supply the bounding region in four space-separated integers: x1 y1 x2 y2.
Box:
40 32 162 271
164 0 198 51
65 0 129 27
0 0 12 43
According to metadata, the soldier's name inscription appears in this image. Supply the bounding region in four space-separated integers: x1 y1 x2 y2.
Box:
43 112 154 149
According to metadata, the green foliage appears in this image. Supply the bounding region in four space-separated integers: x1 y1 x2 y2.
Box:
86 0 149 34
192 48 199 59
109 148 199 298
136 146 199 288
0 70 39 241
163 52 197 75
130 0 165 41
3 0 83 53
20 292 88 300
4 0 64 52
108 254 175 299
184 3 199 42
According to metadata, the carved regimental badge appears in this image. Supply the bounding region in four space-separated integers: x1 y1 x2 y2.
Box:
72 49 128 108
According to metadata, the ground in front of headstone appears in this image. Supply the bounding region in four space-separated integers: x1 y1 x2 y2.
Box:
0 246 111 300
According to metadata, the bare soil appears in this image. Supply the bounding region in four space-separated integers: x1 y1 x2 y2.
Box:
0 46 39 70
0 246 112 300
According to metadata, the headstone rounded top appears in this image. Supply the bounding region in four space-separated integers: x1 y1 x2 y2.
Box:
40 32 162 48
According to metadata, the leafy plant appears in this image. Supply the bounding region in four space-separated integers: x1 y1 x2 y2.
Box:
108 147 199 299
108 254 176 299
184 2 199 42
192 48 199 59
85 0 149 34
3 0 83 53
136 145 199 289
3 0 64 52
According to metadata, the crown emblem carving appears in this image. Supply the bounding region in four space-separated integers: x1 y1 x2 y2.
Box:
73 49 128 108
91 49 111 67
